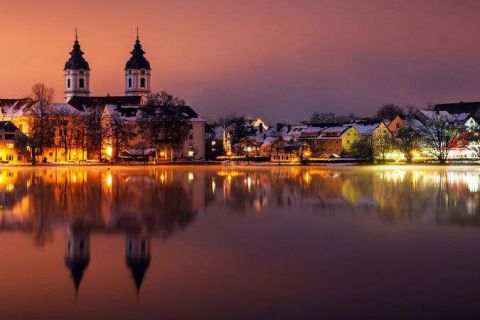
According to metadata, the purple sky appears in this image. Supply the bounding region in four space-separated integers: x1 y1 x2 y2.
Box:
0 0 480 122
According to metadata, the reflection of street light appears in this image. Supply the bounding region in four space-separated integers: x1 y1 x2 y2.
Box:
106 174 113 187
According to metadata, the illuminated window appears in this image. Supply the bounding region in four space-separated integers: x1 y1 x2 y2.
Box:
211 141 216 146
6 154 13 161
188 150 194 157
6 143 14 149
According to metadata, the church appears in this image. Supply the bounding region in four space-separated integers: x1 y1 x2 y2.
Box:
0 32 206 163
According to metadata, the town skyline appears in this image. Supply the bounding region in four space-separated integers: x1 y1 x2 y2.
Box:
1 0 480 123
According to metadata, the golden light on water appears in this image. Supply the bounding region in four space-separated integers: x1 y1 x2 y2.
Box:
106 174 113 187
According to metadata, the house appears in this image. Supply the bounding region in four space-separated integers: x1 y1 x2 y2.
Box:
205 124 226 160
447 132 478 159
300 127 324 139
315 126 360 156
434 101 480 122
234 136 264 157
0 121 30 163
387 115 405 136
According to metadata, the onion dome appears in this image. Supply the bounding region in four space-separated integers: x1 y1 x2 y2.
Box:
125 38 151 70
64 37 90 71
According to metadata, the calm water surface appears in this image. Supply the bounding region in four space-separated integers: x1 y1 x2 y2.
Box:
1 165 480 319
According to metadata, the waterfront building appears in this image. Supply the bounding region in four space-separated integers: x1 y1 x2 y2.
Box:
314 126 360 156
0 32 206 162
0 121 30 163
387 115 405 136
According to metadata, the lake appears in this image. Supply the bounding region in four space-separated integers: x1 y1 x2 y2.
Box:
1 165 480 319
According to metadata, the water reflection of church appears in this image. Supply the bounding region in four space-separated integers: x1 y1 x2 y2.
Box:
65 222 151 299
1 166 480 299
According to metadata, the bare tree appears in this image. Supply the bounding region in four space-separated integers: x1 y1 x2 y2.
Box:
219 115 250 148
394 114 422 163
53 107 76 162
106 113 136 162
26 83 55 163
418 113 463 164
85 106 109 161
372 128 393 163
71 115 89 161
138 91 190 161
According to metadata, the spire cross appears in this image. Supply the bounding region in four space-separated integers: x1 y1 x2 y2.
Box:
74 28 78 41
136 27 139 41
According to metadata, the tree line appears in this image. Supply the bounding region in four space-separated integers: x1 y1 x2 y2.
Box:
23 83 191 164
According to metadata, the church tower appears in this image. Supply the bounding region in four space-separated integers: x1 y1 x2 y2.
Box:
125 30 151 97
64 30 90 103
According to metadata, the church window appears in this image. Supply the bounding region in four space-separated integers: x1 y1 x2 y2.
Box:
140 78 146 88
79 78 85 89
128 78 132 88
67 79 71 89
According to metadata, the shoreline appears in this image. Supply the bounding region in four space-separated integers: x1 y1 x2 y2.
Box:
2 161 480 168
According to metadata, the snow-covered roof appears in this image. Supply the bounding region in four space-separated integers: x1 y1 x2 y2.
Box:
316 126 351 139
352 123 380 135
52 103 82 115
417 110 461 122
321 126 346 133
261 136 278 147
302 127 324 133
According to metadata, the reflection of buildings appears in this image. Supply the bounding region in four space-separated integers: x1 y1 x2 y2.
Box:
2 167 480 300
63 222 152 300
64 222 90 299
